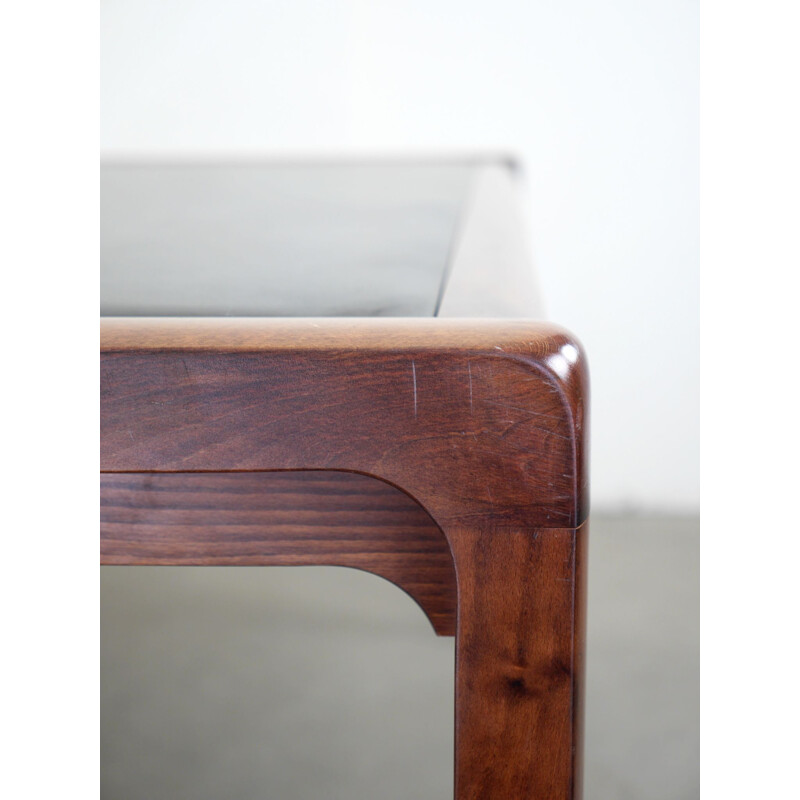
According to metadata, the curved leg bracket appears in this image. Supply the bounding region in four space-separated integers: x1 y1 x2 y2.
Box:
101 470 457 636
101 319 590 799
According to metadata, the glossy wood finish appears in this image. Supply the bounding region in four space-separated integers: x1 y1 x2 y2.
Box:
451 522 587 799
101 318 588 528
101 470 456 635
100 316 589 799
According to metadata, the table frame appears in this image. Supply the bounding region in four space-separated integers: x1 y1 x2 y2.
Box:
101 317 589 799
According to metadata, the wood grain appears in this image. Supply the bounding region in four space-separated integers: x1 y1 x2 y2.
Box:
450 522 588 799
101 318 588 529
100 317 590 798
101 470 457 635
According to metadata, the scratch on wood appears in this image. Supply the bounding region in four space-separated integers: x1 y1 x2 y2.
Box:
411 360 418 418
483 399 564 421
467 361 474 413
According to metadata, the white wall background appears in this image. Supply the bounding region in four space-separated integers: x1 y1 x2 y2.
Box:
101 0 698 513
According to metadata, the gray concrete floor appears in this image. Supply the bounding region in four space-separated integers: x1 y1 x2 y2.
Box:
101 514 698 799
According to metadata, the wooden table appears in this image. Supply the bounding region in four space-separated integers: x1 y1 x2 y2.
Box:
100 159 589 799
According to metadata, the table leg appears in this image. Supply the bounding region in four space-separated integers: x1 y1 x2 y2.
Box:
448 522 587 799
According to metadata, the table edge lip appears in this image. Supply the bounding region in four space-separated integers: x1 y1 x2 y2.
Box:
100 316 581 355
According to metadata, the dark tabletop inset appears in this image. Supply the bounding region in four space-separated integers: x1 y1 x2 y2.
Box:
101 162 478 318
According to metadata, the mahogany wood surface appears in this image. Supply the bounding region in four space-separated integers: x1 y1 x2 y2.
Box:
101 470 456 636
101 318 588 529
450 522 587 799
100 316 590 799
